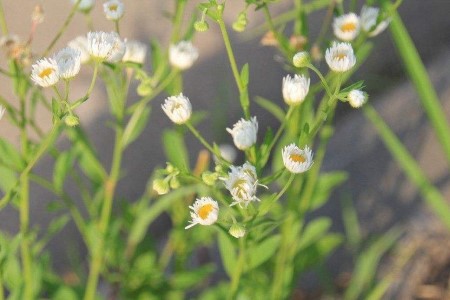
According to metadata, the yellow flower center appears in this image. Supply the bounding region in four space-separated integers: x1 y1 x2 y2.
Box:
290 153 306 163
198 204 214 220
341 22 357 32
39 67 54 78
334 53 347 60
109 4 118 11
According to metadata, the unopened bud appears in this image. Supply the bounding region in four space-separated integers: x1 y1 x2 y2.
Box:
293 51 310 68
137 81 152 96
202 171 218 186
194 20 209 32
64 115 79 127
229 223 246 239
169 177 180 189
153 178 169 195
232 12 248 32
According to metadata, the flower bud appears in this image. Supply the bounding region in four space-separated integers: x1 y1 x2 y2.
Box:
229 223 246 239
153 178 169 195
232 12 248 32
292 51 310 68
137 81 153 96
64 114 80 127
169 177 180 189
347 89 368 108
194 20 209 32
202 171 218 186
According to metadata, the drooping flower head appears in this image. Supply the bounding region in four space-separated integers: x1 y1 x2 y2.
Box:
282 144 314 174
162 93 192 124
325 42 356 73
169 41 199 70
54 47 81 79
122 40 147 64
185 197 219 229
227 116 258 150
360 6 391 37
70 0 95 12
0 105 5 121
282 74 310 106
103 0 124 21
223 162 261 207
333 13 360 41
87 31 124 62
31 58 60 87
348 89 368 108
292 51 310 68
68 36 90 64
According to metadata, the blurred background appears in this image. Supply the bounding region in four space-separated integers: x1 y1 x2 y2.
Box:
0 0 450 297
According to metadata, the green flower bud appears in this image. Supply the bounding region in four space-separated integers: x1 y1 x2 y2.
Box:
229 223 246 239
153 178 169 195
232 13 248 32
194 20 209 32
202 171 218 186
137 81 153 97
293 51 310 68
169 177 180 189
64 114 79 127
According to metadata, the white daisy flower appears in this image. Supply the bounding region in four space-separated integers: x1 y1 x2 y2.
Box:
185 197 219 229
325 42 356 73
348 89 368 108
226 116 258 150
87 31 123 62
162 93 192 124
360 6 390 37
282 74 310 106
106 35 126 63
68 36 90 64
282 144 314 174
54 47 81 79
103 0 124 21
333 13 360 42
30 58 60 87
0 105 5 121
70 0 95 12
223 162 262 208
169 41 199 70
122 40 147 64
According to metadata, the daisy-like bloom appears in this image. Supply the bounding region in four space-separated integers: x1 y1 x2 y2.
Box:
282 74 310 106
325 42 356 73
282 144 314 174
106 35 126 63
30 58 60 87
0 105 5 121
226 116 258 150
103 0 124 21
333 13 360 42
348 89 368 108
162 93 192 124
292 51 310 68
54 47 81 79
214 144 237 164
223 162 263 207
360 6 391 37
68 36 90 64
122 40 147 64
185 197 219 229
169 41 199 70
87 31 124 62
70 0 95 12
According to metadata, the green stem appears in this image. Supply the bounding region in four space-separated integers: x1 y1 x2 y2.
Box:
381 0 450 167
308 64 333 97
228 238 246 300
364 104 450 230
262 5 290 57
217 16 250 118
0 0 8 35
170 0 186 44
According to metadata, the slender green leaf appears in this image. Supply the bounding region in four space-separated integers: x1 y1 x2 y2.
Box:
217 230 237 278
123 105 151 147
255 96 285 122
162 129 190 172
53 151 77 193
246 235 281 270
240 63 249 87
297 217 331 250
310 171 348 210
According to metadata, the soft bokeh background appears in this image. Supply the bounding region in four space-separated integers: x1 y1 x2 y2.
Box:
0 0 450 292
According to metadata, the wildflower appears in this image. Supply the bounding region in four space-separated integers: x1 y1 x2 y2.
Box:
282 74 310 106
348 89 368 108
87 31 124 62
153 178 169 195
162 93 192 124
0 105 5 120
229 223 246 238
169 41 198 70
55 47 81 79
223 162 261 207
333 13 360 42
292 51 310 68
214 144 237 164
360 6 390 37
122 40 147 64
103 0 124 21
282 144 314 174
325 42 356 73
185 197 219 229
70 0 95 12
227 117 258 150
68 36 90 63
30 58 60 87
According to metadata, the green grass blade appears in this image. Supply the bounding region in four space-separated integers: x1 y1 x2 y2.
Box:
364 105 450 230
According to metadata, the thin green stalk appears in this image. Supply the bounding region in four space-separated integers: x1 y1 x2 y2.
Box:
43 0 80 56
217 16 250 118
0 0 8 35
170 0 186 44
381 0 450 167
228 238 246 300
364 104 450 230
